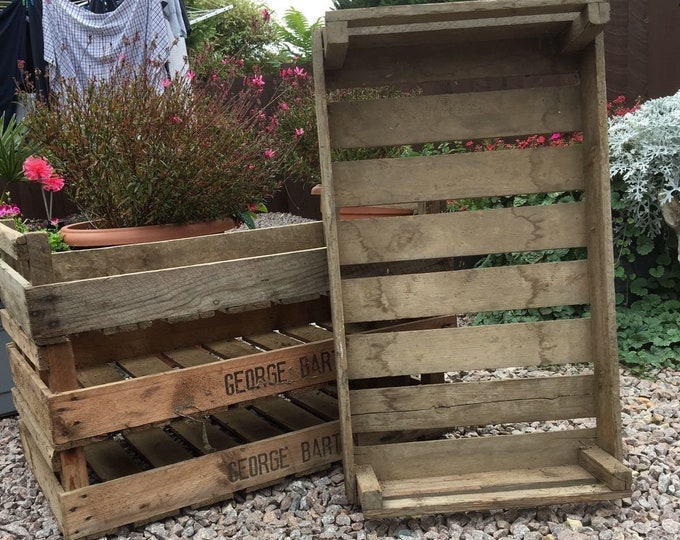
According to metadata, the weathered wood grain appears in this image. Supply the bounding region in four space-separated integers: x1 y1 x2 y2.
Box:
354 429 598 480
332 145 585 207
562 2 610 53
346 318 591 378
24 247 328 342
51 221 325 282
328 85 581 149
578 446 633 491
342 260 590 323
338 203 587 265
350 375 595 432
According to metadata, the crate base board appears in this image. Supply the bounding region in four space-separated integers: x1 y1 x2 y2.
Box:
19 419 341 540
356 454 632 519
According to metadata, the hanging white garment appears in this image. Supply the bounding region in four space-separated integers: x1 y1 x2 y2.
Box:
43 0 171 93
162 0 187 39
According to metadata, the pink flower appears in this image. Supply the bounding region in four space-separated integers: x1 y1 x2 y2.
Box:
41 175 65 192
550 132 561 140
536 135 546 145
295 128 304 138
0 204 21 218
186 70 196 80
279 102 289 112
23 156 54 182
261 8 270 22
293 66 307 79
247 74 265 93
171 115 181 124
17 59 25 70
263 149 276 159
161 78 172 88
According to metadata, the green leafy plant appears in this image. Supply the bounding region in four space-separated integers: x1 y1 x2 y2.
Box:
616 295 680 374
185 0 280 69
0 112 32 184
609 90 680 238
20 45 305 229
274 7 322 63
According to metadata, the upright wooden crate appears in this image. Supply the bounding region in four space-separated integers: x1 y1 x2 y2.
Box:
314 0 632 517
0 221 345 539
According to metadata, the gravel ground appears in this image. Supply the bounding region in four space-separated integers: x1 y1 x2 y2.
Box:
1 215 679 540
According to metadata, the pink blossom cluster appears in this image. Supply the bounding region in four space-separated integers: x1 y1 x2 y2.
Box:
23 156 65 192
0 204 21 218
607 94 641 117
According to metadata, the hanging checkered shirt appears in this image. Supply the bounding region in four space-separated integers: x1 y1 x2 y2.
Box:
43 0 171 93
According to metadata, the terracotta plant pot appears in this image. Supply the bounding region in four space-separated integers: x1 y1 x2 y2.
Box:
310 184 414 221
60 217 237 248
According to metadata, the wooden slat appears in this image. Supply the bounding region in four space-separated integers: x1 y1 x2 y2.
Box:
243 331 304 350
25 247 328 342
252 397 324 431
288 389 339 421
350 375 595 432
338 203 587 265
77 364 125 387
313 26 357 503
280 324 333 343
124 428 195 467
24 232 54 286
342 260 590 323
117 355 172 377
85 439 145 481
344 14 576 49
347 318 592 378
325 38 578 90
355 428 597 480
204 339 260 359
332 145 585 207
51 221 325 282
12 388 59 472
324 1 597 25
370 483 628 519
381 464 596 499
580 35 623 460
212 408 284 442
324 20 348 70
170 419 239 453
46 339 336 445
328 86 581 149
163 346 218 368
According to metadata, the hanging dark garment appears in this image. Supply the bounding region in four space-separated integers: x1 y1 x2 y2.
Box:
0 0 26 127
26 0 49 102
87 0 121 15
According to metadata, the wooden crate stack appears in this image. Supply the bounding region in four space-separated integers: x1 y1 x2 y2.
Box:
314 0 632 517
0 221 343 539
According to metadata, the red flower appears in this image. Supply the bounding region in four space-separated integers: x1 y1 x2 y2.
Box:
23 156 54 182
42 175 65 192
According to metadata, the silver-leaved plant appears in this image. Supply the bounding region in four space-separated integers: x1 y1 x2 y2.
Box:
608 90 680 237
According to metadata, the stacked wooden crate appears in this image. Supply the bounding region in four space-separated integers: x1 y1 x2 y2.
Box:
314 0 632 517
0 221 342 539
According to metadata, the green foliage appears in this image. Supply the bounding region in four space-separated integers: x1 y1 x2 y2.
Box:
0 112 32 184
274 7 322 63
14 218 70 252
332 0 466 8
185 0 280 68
20 49 303 228
616 296 680 374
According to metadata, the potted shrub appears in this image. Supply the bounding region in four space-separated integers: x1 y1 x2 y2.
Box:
19 45 306 247
609 90 680 262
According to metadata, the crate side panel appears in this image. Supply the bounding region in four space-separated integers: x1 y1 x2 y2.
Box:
59 422 341 540
25 248 328 342
52 221 325 282
49 339 336 445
